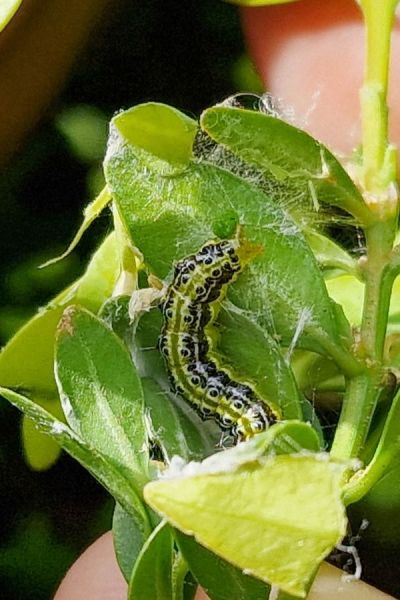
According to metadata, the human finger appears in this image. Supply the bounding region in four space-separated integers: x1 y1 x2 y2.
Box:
241 0 400 154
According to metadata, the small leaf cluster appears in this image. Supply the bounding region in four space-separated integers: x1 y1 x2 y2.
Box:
2 99 400 598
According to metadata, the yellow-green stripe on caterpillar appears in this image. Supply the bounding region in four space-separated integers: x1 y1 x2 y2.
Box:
158 230 280 441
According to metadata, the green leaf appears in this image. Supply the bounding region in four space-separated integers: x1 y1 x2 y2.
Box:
0 233 119 396
344 388 400 505
101 296 219 460
326 275 364 326
74 232 120 312
175 531 269 600
291 351 344 396
0 387 151 530
0 233 119 470
41 186 111 268
112 102 198 169
217 305 302 420
55 306 149 489
262 420 322 454
304 230 357 275
21 419 61 471
200 107 370 225
105 109 357 373
100 294 133 340
388 276 400 326
348 464 400 545
142 377 217 462
144 454 347 598
0 0 22 33
132 308 222 453
128 521 174 600
21 397 65 471
170 421 321 477
113 502 148 582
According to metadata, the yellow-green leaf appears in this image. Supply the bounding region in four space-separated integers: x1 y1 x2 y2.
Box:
0 0 22 33
145 454 347 597
112 103 197 168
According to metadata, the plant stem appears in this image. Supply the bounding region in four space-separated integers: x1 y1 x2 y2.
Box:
331 221 397 460
344 379 400 505
314 332 364 379
331 1 400 464
359 221 396 362
172 552 189 600
330 372 374 461
359 0 399 195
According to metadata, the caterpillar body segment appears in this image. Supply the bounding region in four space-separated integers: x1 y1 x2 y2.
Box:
159 234 278 440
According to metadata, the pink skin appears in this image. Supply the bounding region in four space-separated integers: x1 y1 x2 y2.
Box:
54 532 208 600
55 2 400 598
241 0 400 157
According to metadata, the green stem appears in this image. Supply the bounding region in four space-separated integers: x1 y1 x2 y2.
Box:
331 221 396 461
344 380 400 505
359 221 396 362
359 0 398 195
330 373 375 461
315 333 363 379
172 553 189 600
332 1 400 466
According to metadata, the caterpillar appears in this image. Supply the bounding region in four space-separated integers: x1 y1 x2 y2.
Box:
158 231 279 441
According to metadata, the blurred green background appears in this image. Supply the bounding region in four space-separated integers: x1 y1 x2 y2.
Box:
0 2 262 598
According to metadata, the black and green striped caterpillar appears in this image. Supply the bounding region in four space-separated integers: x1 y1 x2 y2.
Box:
158 232 279 440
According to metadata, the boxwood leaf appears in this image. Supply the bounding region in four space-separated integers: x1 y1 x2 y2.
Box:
41 186 111 268
175 531 269 600
0 387 151 531
128 521 174 600
113 102 198 169
21 396 65 471
144 454 347 597
101 296 219 460
217 304 302 420
105 106 358 373
0 233 119 399
142 377 217 462
200 107 369 225
55 306 149 490
0 233 119 470
173 421 321 477
344 388 400 505
0 0 22 33
303 230 356 275
326 275 364 327
113 502 149 582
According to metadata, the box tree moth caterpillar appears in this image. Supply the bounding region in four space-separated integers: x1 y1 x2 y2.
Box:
158 231 280 440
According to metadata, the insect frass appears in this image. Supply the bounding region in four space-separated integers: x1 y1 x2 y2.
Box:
159 232 280 440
